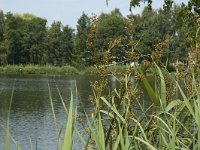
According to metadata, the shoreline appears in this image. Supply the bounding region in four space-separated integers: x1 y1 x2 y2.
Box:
0 65 129 75
0 65 79 75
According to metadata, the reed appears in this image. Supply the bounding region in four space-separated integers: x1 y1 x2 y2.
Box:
80 63 200 149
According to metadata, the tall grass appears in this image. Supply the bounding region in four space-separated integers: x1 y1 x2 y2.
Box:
78 64 200 149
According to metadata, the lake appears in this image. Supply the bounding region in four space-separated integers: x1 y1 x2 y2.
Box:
0 74 149 150
0 74 98 150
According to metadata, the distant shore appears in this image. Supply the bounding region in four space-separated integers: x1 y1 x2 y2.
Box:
0 65 129 75
0 65 79 75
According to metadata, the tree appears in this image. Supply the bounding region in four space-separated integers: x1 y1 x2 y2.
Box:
0 11 7 65
131 8 159 55
47 21 75 66
131 7 174 57
75 12 90 53
3 13 48 65
0 11 4 41
47 21 63 65
129 5 194 63
60 25 74 64
188 0 200 15
22 15 47 65
74 12 91 67
4 12 24 64
129 0 180 9
170 4 191 62
95 9 129 61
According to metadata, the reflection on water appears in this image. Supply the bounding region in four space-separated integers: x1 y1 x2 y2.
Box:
0 74 95 150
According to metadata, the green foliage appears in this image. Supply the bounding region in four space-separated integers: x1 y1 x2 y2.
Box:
188 0 200 15
3 12 48 65
4 13 23 64
47 21 74 66
23 16 47 65
98 9 129 59
75 12 90 53
61 25 74 63
0 11 75 66
82 63 200 149
2 1 200 149
0 2 198 67
63 93 76 150
74 13 91 66
14 13 36 20
130 0 153 9
47 21 63 65
0 10 5 41
0 65 79 75
0 11 8 66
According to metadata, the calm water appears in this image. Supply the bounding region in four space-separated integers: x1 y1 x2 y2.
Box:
0 74 98 150
0 74 150 150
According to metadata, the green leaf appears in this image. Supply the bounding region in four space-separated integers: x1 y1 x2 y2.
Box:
86 115 105 150
5 81 15 150
138 67 159 105
165 100 182 112
63 92 75 150
134 137 157 150
100 97 125 123
155 64 166 109
176 82 195 118
48 83 62 149
98 114 105 149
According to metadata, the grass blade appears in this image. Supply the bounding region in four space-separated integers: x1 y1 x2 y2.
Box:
137 67 159 105
155 64 166 109
5 80 15 150
63 92 75 150
48 82 62 149
135 137 157 150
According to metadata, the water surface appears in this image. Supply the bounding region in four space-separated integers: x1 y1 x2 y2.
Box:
0 74 95 150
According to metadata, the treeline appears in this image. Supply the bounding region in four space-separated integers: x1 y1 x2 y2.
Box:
0 4 196 67
0 12 74 66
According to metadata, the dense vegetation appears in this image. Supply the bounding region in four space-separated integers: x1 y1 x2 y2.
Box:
0 1 198 68
3 0 200 149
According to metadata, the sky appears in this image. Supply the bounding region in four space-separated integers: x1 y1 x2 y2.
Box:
0 0 188 28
